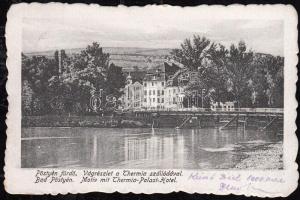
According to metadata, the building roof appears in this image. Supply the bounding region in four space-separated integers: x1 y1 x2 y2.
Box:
143 62 182 83
132 81 143 86
143 63 166 82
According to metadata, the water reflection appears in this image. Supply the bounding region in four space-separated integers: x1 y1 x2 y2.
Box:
21 127 282 169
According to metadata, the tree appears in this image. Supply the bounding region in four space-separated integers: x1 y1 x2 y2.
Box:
205 43 232 105
22 53 58 114
71 42 109 90
105 63 126 98
48 42 125 114
22 54 56 92
52 43 110 114
48 72 92 115
22 80 33 115
252 54 284 107
265 56 284 107
249 71 269 107
170 35 211 107
226 41 254 107
170 35 210 72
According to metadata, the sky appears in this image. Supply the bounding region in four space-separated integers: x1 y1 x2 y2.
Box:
22 12 283 56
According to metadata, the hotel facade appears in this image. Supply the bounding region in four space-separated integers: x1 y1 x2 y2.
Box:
120 62 185 111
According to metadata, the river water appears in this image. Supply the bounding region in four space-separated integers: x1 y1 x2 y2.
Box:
21 127 282 169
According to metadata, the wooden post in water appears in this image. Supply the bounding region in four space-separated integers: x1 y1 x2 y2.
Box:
198 116 201 128
236 114 239 129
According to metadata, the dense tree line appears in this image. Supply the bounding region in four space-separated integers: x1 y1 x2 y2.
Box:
22 38 283 116
22 42 126 115
171 35 284 108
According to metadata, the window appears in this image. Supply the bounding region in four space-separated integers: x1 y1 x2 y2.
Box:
144 90 147 95
149 90 152 95
153 90 155 95
144 83 147 87
162 82 164 86
162 98 164 103
153 98 155 102
162 90 164 95
173 97 176 103
158 90 160 96
152 82 154 86
158 98 160 103
144 98 147 102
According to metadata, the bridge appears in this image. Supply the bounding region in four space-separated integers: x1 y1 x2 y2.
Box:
132 108 283 130
134 108 283 117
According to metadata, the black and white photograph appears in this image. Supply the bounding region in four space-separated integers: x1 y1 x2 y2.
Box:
4 3 298 196
20 9 285 170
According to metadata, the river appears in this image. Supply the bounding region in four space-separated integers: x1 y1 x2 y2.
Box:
21 127 283 169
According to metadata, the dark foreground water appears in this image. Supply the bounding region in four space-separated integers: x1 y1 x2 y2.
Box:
21 127 282 169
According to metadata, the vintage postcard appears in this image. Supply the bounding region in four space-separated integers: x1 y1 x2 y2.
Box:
5 3 298 196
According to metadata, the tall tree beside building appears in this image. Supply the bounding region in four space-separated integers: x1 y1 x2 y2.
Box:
226 41 254 107
205 43 233 105
170 35 211 107
170 35 210 73
105 63 126 98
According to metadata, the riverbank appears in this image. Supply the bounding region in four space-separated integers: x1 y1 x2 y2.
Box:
235 141 283 169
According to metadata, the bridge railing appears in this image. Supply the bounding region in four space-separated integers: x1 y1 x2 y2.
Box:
235 108 283 113
133 107 283 113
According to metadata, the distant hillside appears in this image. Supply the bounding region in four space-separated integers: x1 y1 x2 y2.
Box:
24 47 172 71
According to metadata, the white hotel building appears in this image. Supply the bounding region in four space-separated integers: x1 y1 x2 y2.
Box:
141 64 185 110
142 68 166 110
121 62 186 111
